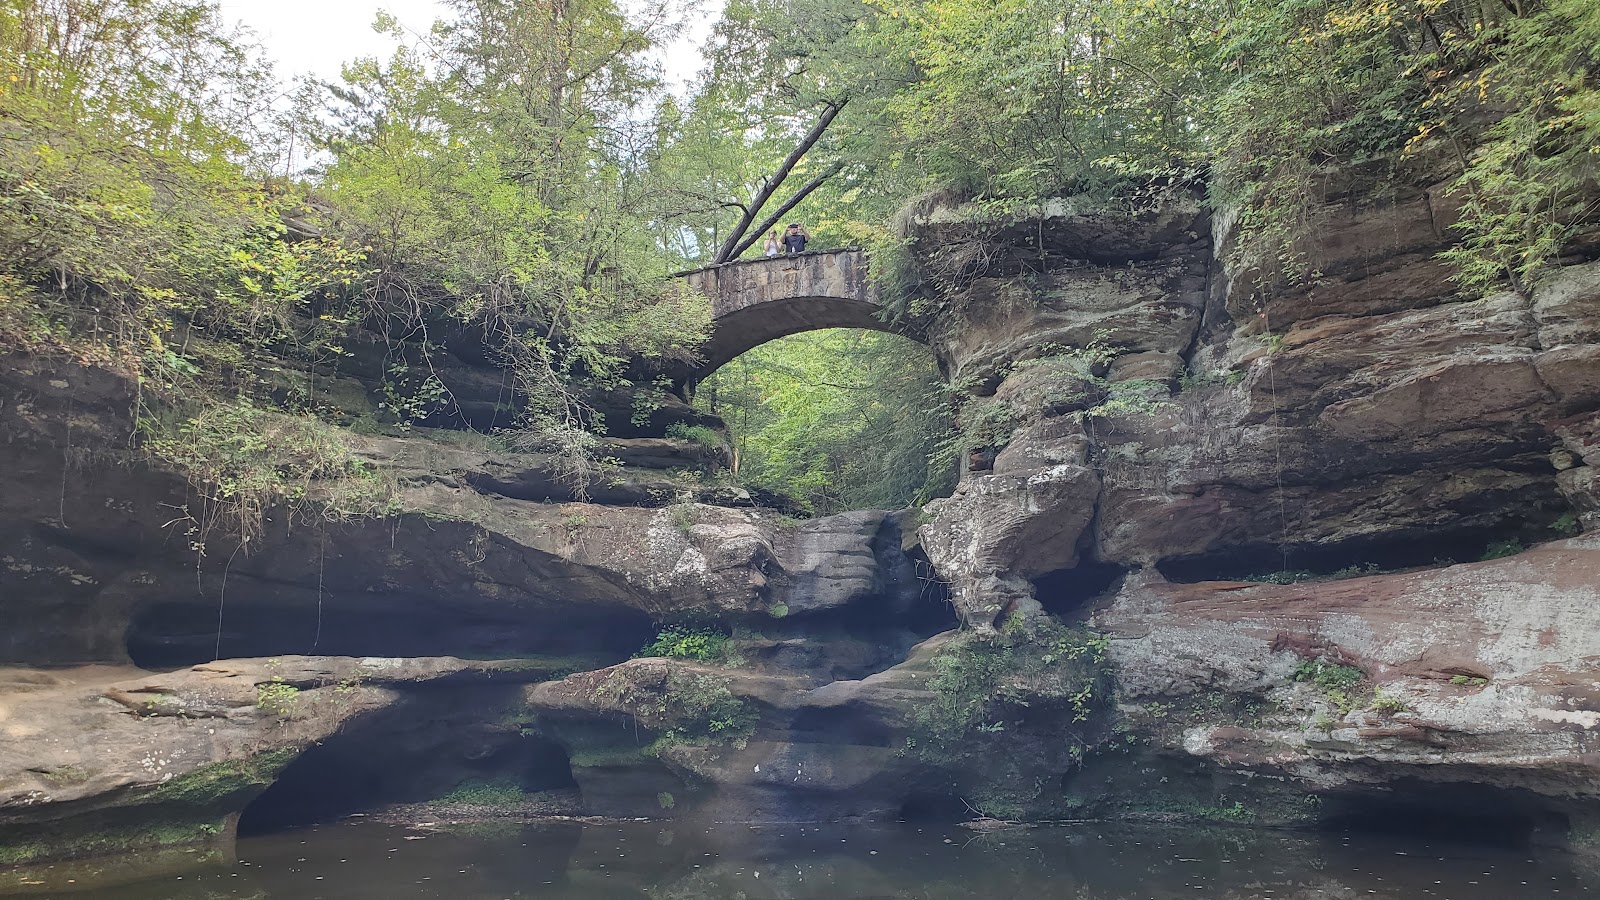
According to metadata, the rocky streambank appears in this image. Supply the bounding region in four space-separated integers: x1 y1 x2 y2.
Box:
5 170 1600 875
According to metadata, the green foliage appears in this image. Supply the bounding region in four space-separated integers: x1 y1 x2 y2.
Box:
379 364 449 427
1450 674 1490 687
254 679 302 717
668 501 699 533
1243 569 1316 585
591 666 758 747
861 0 1217 199
1178 368 1244 392
1 0 718 521
144 398 392 550
910 622 1112 757
1087 380 1176 420
39 765 90 786
0 820 228 866
1200 801 1254 824
1210 0 1600 295
699 329 954 513
308 0 712 483
1295 658 1367 711
650 669 758 748
1244 562 1379 584
1293 658 1365 693
0 0 367 368
656 791 676 810
1430 1 1600 295
693 0 1600 312
1369 691 1408 715
9 0 1597 563
439 778 525 807
666 422 726 450
145 749 299 806
1553 513 1581 537
639 627 737 665
1481 540 1525 561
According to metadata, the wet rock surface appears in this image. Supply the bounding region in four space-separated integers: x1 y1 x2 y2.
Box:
0 655 536 864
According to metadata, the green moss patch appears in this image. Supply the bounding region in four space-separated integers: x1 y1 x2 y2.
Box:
143 747 299 808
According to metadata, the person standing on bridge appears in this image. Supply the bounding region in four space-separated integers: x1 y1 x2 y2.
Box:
763 229 781 257
781 223 810 254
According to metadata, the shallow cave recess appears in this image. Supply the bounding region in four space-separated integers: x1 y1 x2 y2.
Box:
238 683 578 835
1030 561 1129 620
1153 524 1554 585
1311 780 1575 848
125 597 655 670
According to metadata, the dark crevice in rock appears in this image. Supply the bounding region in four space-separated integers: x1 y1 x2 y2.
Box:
238 684 575 834
1313 781 1570 848
735 510 956 682
784 703 901 747
1153 525 1541 584
737 573 957 683
1031 562 1127 620
126 597 653 669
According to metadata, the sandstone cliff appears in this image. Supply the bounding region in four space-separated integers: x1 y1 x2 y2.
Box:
4 172 1600 871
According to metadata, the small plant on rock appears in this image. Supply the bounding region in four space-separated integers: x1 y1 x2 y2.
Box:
440 778 524 807
1244 569 1317 585
1369 691 1408 715
639 627 737 665
910 620 1112 758
668 499 698 533
255 678 301 717
1294 658 1364 692
1480 540 1525 561
666 422 725 449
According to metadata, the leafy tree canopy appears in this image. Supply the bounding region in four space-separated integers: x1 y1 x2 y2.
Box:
3 0 1597 517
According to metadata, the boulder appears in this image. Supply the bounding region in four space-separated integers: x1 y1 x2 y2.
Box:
0 656 516 865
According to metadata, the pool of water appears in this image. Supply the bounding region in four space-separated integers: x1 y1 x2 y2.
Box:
11 820 1596 899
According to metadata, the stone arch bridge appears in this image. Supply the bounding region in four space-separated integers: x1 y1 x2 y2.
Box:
680 249 922 384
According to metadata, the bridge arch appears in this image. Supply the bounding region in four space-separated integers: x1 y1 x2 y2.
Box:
683 249 923 381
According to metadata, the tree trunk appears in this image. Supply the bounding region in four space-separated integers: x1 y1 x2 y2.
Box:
726 160 845 261
713 99 847 264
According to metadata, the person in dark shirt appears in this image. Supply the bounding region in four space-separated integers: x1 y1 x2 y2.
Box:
781 223 810 254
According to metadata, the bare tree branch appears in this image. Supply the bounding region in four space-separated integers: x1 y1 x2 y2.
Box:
727 160 844 260
713 98 846 263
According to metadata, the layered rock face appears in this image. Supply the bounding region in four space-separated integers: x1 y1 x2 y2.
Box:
4 171 1600 870
920 189 1597 621
912 183 1600 837
0 349 954 861
1092 537 1600 835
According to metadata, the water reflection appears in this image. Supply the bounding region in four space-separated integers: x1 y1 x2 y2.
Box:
9 820 1594 899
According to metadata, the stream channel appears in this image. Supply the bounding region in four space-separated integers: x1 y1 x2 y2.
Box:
10 820 1594 899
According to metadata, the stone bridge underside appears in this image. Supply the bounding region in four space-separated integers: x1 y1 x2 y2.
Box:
683 249 919 380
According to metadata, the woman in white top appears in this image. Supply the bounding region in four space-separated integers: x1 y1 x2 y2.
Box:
763 229 781 257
